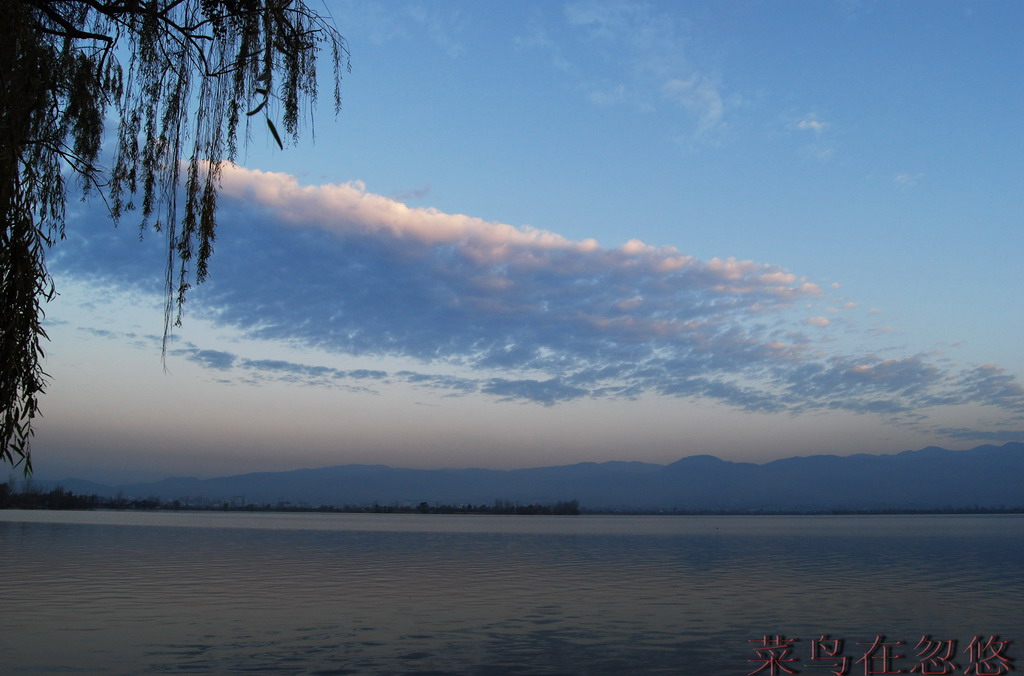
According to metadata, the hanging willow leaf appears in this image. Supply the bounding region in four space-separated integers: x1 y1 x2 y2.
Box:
246 100 266 116
266 117 284 149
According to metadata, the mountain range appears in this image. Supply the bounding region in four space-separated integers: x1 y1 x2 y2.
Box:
32 442 1024 512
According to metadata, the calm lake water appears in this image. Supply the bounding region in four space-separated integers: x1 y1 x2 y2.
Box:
1 511 1021 675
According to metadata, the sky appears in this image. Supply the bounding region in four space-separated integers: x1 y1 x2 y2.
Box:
29 0 1024 483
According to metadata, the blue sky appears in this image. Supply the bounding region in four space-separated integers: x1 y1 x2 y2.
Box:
32 0 1024 483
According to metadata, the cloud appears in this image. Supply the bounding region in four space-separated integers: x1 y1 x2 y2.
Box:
182 349 237 371
935 428 1024 442
482 378 589 406
343 1 466 57
782 356 943 401
217 168 598 261
662 76 725 133
405 5 466 58
796 117 827 135
54 165 1024 423
894 172 924 187
955 364 1024 412
789 114 834 161
558 1 729 137
176 346 393 392
396 371 479 396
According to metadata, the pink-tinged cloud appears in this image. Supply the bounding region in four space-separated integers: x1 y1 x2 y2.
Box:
220 167 598 263
55 166 1024 433
218 164 819 302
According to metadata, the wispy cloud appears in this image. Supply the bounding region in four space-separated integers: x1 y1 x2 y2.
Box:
527 1 732 138
185 349 237 371
405 5 467 58
662 76 725 133
894 172 924 187
956 364 1024 412
936 428 1024 442
789 113 835 161
795 116 828 135
340 1 467 57
54 165 1024 432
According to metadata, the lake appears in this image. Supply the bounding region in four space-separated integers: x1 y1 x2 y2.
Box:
1 510 1021 675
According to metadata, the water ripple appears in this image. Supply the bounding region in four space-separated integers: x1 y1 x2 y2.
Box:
1 512 1021 675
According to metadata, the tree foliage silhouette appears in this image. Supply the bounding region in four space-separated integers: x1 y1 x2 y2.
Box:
1 0 349 472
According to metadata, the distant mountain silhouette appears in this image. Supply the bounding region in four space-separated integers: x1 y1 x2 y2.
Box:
35 442 1024 511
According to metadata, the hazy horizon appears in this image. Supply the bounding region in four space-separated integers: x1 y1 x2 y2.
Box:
26 441 1016 486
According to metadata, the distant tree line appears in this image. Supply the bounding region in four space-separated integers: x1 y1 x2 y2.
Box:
418 499 582 515
0 484 160 510
0 483 583 515
4 484 1020 515
581 505 1024 515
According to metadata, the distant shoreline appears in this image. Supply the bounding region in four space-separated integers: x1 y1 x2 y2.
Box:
2 485 1022 517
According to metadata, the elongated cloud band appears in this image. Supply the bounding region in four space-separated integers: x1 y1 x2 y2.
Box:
55 165 1024 435
211 167 823 385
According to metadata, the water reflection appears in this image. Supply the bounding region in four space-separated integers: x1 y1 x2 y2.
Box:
1 512 1021 675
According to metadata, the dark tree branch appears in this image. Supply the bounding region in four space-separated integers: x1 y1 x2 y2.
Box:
1 0 349 472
